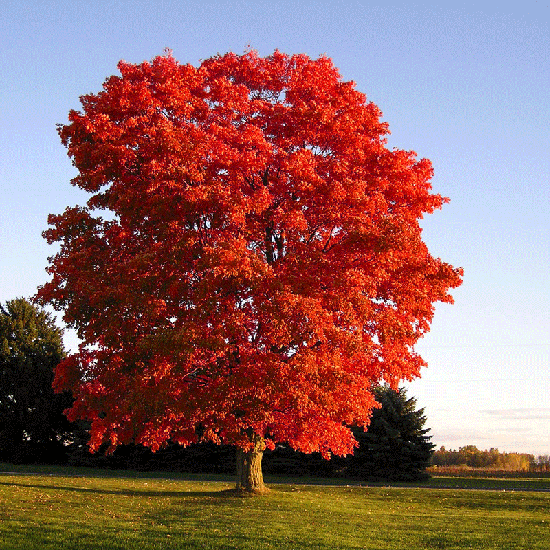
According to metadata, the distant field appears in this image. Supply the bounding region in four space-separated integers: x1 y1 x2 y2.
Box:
1 466 549 549
425 475 550 492
427 466 550 479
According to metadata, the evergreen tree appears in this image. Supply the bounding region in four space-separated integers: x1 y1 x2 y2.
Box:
348 386 434 481
0 298 73 463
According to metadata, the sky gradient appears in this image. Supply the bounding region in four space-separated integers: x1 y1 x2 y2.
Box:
1 0 548 455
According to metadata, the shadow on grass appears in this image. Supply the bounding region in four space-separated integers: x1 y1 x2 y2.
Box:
0 479 238 501
0 463 236 483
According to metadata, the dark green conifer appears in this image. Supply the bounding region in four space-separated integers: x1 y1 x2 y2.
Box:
348 386 434 481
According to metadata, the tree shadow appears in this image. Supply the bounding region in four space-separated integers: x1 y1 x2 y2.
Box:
0 479 235 500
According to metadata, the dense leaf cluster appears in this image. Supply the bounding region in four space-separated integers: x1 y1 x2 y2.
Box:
106 388 434 482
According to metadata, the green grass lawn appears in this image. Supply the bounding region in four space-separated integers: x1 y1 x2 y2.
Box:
0 467 548 549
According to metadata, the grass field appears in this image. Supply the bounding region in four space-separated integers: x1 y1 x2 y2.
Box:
1 466 549 549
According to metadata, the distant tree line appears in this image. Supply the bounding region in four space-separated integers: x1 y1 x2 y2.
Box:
0 298 431 481
431 445 550 472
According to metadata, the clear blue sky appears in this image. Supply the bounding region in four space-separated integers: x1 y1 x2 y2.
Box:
1 0 548 455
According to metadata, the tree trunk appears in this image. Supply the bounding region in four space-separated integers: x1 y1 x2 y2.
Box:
235 434 268 493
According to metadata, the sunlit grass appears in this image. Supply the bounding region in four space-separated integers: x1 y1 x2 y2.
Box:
0 468 548 549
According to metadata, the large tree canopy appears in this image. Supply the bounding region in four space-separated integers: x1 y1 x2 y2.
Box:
38 50 462 490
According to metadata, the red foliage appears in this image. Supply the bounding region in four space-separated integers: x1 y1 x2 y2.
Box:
38 51 462 457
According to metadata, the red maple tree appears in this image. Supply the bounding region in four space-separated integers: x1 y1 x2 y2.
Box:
38 51 462 492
